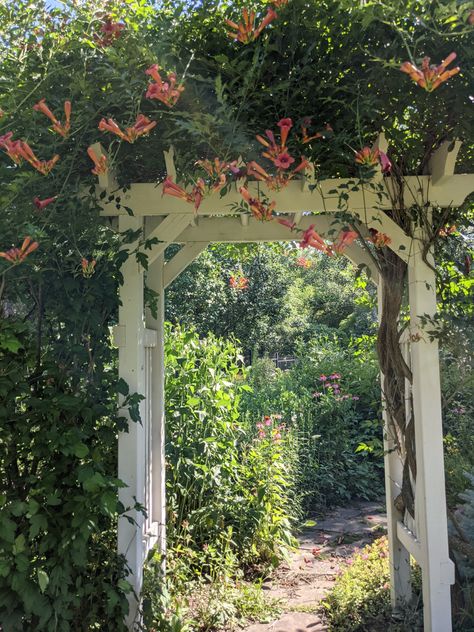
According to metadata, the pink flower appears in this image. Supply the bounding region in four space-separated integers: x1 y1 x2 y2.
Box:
379 151 392 174
34 196 57 210
319 375 327 381
274 152 295 169
264 416 272 426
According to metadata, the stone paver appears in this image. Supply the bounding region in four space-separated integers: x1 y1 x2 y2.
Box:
242 500 387 632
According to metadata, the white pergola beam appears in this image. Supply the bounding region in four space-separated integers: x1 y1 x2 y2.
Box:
146 214 192 266
164 243 210 289
408 239 455 632
145 255 167 563
428 140 462 185
116 215 146 626
100 174 474 217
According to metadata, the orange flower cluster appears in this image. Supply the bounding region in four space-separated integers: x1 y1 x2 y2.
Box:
33 99 71 137
438 225 456 237
301 118 333 144
0 133 59 174
20 142 60 175
355 147 391 173
250 118 309 190
355 146 380 166
195 157 242 193
162 176 206 213
369 230 392 248
226 8 277 43
81 258 97 278
98 114 157 143
145 64 184 107
0 236 39 264
299 226 358 256
400 53 460 92
87 147 108 175
239 186 276 221
229 274 249 290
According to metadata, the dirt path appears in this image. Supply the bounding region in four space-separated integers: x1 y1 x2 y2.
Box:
243 500 387 632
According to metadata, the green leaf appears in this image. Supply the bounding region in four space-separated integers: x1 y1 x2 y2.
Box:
73 443 89 458
37 569 49 593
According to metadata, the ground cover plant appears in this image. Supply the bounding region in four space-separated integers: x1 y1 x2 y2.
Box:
0 0 473 629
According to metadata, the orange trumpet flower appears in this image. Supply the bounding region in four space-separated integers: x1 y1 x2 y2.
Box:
81 258 97 278
0 132 24 164
369 229 392 248
98 114 157 143
333 230 358 255
145 64 184 107
226 8 277 44
87 147 108 175
400 52 460 92
162 176 205 212
300 225 333 256
354 146 380 167
239 186 276 221
33 99 71 137
0 236 39 264
17 141 60 175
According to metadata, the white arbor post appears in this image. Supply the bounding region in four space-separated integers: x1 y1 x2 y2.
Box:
146 254 167 560
408 241 455 632
378 282 412 608
116 215 147 626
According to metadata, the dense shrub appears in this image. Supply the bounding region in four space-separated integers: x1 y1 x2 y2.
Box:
241 335 384 512
323 537 422 632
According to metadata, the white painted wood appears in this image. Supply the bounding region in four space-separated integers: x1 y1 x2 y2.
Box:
408 235 455 632
396 521 423 562
378 283 412 608
164 146 176 181
428 140 462 185
164 243 210 288
116 216 146 626
146 255 167 562
98 174 474 217
146 214 192 266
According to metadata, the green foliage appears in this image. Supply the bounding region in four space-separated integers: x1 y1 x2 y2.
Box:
166 243 376 356
165 325 296 568
323 537 422 632
242 335 384 511
0 318 130 629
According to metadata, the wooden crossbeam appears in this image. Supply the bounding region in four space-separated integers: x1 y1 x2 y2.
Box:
428 140 462 185
178 216 381 282
98 174 474 217
146 214 192 266
163 243 210 288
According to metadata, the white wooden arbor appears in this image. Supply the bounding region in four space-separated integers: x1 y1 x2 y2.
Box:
94 139 474 631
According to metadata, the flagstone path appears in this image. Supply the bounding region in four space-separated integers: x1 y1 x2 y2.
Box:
243 499 387 632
